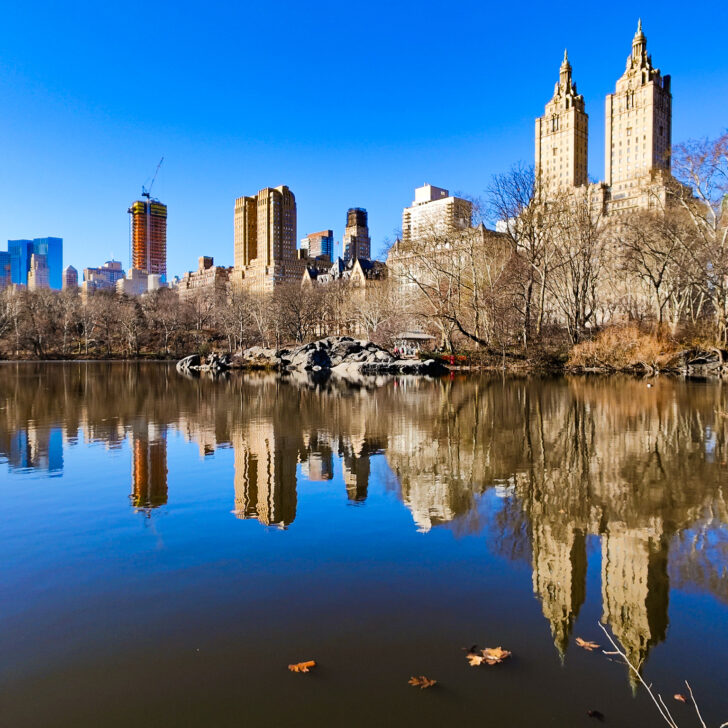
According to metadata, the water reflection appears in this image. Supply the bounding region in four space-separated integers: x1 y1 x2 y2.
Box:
1 363 727 678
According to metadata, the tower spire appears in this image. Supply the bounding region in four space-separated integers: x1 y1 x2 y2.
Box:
559 49 572 87
632 18 646 60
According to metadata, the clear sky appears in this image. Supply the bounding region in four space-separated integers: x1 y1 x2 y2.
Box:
1 0 726 277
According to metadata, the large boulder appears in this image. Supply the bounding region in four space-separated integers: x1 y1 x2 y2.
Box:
235 346 281 369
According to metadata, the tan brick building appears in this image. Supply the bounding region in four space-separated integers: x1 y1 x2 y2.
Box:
232 185 307 294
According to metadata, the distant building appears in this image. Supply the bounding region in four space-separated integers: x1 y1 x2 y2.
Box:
343 208 370 262
128 198 167 280
231 185 307 294
303 256 387 289
81 260 125 295
301 230 334 260
27 254 50 291
116 268 164 296
401 185 472 243
6 237 63 288
62 265 78 290
178 256 232 301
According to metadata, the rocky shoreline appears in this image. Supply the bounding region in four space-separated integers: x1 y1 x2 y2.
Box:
176 336 447 378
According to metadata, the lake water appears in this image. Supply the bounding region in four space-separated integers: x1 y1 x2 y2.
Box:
1 363 726 727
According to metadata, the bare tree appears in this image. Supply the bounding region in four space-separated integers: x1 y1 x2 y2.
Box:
488 163 560 345
665 132 728 341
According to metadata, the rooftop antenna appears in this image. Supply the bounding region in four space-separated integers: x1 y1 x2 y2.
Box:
142 157 164 200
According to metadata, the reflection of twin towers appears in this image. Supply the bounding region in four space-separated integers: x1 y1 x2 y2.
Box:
232 422 372 527
532 515 667 674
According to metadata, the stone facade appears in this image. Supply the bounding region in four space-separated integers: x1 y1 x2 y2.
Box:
535 21 673 215
535 50 588 192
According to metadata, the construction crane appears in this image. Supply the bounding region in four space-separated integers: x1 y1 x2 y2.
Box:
142 157 164 200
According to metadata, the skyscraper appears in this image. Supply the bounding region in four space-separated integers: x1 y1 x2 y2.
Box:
257 186 297 265
128 199 168 280
605 21 672 204
32 237 63 289
343 208 371 261
231 185 306 293
535 50 588 192
234 195 257 268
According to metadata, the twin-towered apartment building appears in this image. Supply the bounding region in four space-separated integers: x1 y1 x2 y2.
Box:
536 20 673 212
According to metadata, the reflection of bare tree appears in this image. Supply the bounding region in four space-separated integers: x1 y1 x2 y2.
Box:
2 365 728 676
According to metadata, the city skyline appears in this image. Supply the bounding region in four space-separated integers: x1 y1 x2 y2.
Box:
1 3 726 280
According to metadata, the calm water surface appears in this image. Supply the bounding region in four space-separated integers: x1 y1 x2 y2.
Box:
1 363 727 727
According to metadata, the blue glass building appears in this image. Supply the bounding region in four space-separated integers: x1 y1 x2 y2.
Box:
8 239 33 285
32 237 63 289
6 237 63 288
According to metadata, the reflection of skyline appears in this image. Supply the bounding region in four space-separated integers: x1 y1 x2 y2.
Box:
2 364 728 680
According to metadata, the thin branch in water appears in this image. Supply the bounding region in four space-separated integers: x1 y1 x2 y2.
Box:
597 622 678 728
686 682 707 728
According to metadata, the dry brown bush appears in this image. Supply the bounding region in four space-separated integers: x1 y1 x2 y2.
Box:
567 324 680 371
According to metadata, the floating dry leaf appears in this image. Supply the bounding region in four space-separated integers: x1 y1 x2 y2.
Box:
288 660 316 673
408 676 437 689
466 646 512 666
576 637 601 651
674 693 687 703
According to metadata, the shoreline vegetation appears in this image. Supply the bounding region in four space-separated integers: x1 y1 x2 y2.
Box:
3 324 727 379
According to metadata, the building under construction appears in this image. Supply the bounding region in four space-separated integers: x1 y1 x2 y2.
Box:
128 199 167 279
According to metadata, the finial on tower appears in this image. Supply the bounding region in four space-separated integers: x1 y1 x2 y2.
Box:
560 48 571 72
634 18 646 41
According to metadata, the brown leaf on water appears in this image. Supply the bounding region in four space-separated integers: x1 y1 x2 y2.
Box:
576 637 601 651
288 660 316 673
408 676 437 689
674 694 687 703
466 646 511 666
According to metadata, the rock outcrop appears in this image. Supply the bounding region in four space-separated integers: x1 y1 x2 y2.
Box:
176 352 231 375
178 337 447 378
277 337 446 376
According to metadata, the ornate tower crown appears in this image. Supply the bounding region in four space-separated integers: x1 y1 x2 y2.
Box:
627 18 651 70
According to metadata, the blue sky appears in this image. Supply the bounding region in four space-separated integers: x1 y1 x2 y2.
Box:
1 1 726 277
